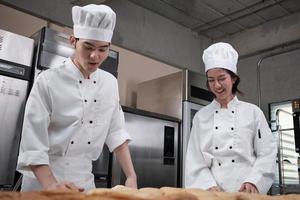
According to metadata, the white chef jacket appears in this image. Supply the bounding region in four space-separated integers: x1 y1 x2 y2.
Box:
17 58 131 191
185 96 277 194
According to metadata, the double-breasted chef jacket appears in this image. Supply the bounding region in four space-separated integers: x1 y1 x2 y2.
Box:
185 96 277 194
17 58 131 191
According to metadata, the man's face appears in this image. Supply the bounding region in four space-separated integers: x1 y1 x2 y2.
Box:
70 36 110 75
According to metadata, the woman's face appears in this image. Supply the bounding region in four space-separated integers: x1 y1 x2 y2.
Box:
207 68 236 105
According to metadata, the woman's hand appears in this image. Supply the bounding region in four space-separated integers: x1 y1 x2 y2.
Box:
124 175 137 189
239 182 258 193
207 186 222 192
46 181 85 192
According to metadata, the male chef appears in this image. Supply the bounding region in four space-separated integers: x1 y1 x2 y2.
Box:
17 4 137 191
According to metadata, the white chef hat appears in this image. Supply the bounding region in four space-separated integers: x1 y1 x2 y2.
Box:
72 4 116 42
202 42 238 74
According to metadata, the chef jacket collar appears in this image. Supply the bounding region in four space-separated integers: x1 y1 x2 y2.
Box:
211 96 239 109
66 57 98 80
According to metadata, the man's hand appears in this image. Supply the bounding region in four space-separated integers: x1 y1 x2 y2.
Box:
30 165 84 192
207 186 222 192
239 182 258 193
124 175 137 189
46 181 84 192
114 141 138 189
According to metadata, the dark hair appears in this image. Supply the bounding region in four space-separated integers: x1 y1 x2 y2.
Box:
206 69 244 96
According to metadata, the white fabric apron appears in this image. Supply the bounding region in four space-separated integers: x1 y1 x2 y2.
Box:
21 156 95 191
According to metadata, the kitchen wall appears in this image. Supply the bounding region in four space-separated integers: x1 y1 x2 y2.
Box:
0 4 47 36
221 12 300 57
0 0 212 73
0 4 181 108
113 45 181 108
212 11 300 118
217 10 300 118
1 1 300 118
237 49 300 118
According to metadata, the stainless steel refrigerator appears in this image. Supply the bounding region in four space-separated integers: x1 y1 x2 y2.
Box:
136 70 213 187
111 107 181 188
0 29 34 190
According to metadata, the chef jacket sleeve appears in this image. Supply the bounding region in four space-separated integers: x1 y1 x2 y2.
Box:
105 81 131 152
244 109 277 194
185 114 217 189
17 74 51 174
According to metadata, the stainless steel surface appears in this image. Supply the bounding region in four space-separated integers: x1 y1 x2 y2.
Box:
137 71 183 119
111 111 180 188
0 75 28 187
181 101 204 187
136 70 212 187
0 29 34 66
137 70 210 119
31 27 119 78
42 29 74 57
31 27 73 70
39 51 69 70
183 70 212 105
0 30 34 189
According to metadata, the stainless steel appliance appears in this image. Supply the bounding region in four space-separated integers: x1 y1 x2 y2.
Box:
0 29 34 190
182 73 214 186
30 27 119 188
111 107 180 188
136 70 213 187
181 101 205 187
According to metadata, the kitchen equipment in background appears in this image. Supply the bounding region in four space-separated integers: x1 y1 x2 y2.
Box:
181 100 205 187
111 107 180 188
30 27 119 80
136 70 213 187
30 27 119 188
0 29 34 190
292 99 300 187
181 71 214 186
137 70 212 119
137 71 183 119
292 99 300 154
269 101 300 194
0 29 34 66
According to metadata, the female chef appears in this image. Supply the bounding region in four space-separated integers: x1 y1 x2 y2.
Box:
185 42 277 194
17 4 137 191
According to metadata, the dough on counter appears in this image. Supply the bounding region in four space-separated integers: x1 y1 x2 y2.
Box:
0 187 299 200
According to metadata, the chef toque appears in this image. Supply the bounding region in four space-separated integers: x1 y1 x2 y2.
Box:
72 4 116 42
202 42 238 74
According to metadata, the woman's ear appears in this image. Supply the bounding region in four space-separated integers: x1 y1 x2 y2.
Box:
232 76 237 84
